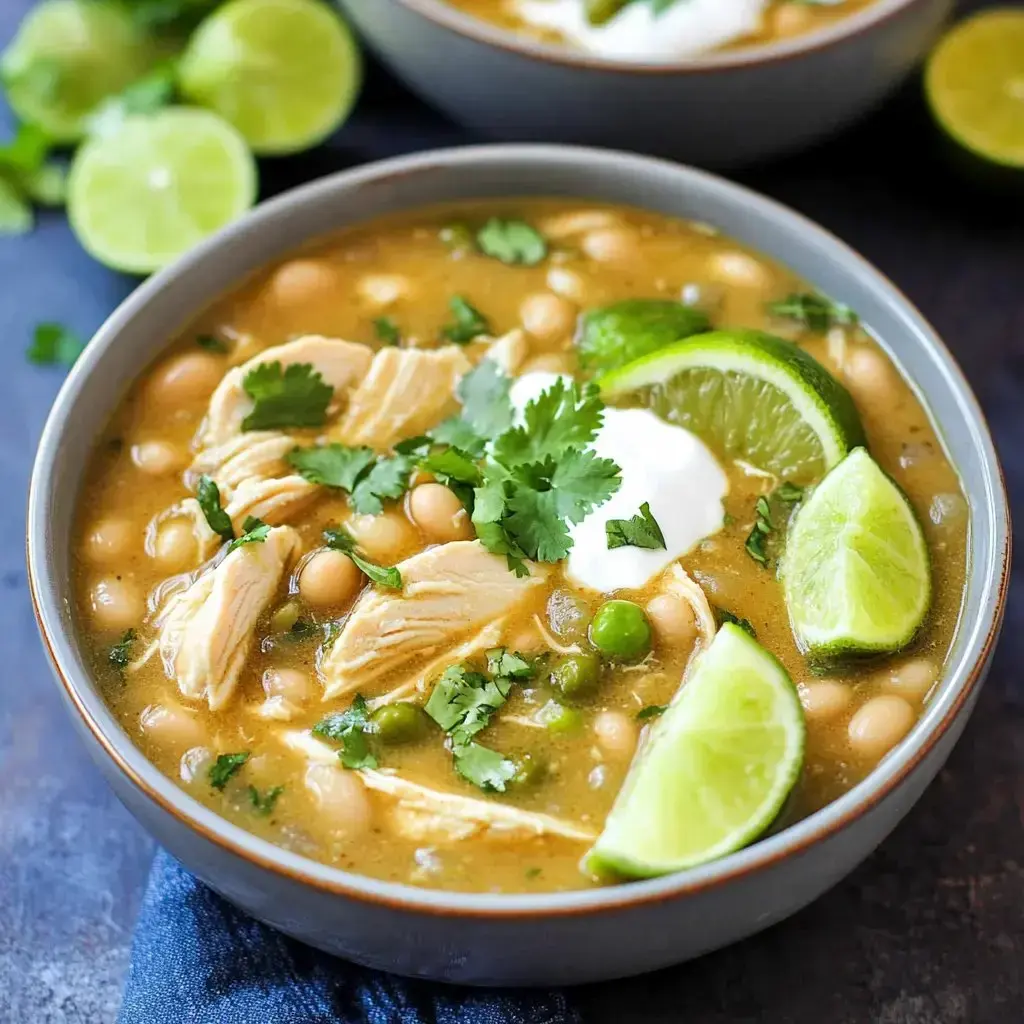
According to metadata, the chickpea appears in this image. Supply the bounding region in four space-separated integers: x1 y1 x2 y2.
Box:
644 594 697 649
709 251 771 289
847 695 915 759
83 518 133 563
179 745 212 784
131 440 184 477
88 577 144 632
581 227 640 265
407 483 472 543
798 680 853 721
546 267 587 303
772 2 814 36
592 710 638 761
519 292 577 344
346 511 418 562
147 351 223 407
154 521 198 570
540 209 618 240
268 259 340 308
884 658 937 700
298 549 362 608
304 764 373 838
262 666 314 705
843 345 896 405
520 352 573 375
140 704 206 750
356 273 409 310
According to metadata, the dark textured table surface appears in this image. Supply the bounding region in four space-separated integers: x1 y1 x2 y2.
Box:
1 0 1021 1020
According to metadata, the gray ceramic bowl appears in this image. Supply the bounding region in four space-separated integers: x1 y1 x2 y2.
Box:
336 0 952 167
28 145 1008 986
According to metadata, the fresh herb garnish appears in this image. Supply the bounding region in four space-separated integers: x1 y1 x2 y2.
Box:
248 785 284 816
766 292 858 333
439 222 474 254
775 481 805 503
476 218 548 267
313 694 377 770
285 619 318 642
287 444 413 515
323 526 402 589
452 741 518 792
606 501 666 551
715 608 756 638
417 446 482 510
485 646 535 680
27 322 85 367
744 483 804 567
0 124 66 235
441 295 491 345
373 316 401 346
636 704 667 721
241 361 333 431
226 515 270 553
584 0 682 25
351 454 414 516
197 474 235 541
196 334 229 354
108 628 136 674
428 359 514 456
525 866 542 879
209 752 250 790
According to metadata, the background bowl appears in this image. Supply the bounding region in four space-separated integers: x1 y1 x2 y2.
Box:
336 0 953 167
28 145 1008 985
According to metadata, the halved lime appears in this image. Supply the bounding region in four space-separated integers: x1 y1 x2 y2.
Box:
67 108 257 274
177 0 362 155
781 448 932 660
0 0 156 143
583 623 804 879
599 329 865 484
925 10 1024 170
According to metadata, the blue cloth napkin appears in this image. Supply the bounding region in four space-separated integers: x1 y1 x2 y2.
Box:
118 851 582 1024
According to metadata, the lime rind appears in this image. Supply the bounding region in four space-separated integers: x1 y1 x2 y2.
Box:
583 624 805 879
599 329 865 484
781 448 932 659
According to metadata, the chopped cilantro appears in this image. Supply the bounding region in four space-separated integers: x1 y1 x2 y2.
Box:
373 316 401 346
209 752 250 790
715 608 756 638
393 435 431 455
744 482 804 567
776 481 805 504
284 619 318 642
196 474 235 541
485 646 534 680
453 358 515 442
226 516 270 553
417 446 481 510
313 695 377 770
108 628 136 674
636 704 667 721
453 741 517 792
196 334 229 354
606 501 666 551
439 222 474 253
241 361 333 431
350 454 414 516
766 292 858 333
323 526 402 589
27 322 85 367
248 785 284 816
476 218 548 266
525 866 542 879
441 295 491 345
288 444 375 491
0 124 66 235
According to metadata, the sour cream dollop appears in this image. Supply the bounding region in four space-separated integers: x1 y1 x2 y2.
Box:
508 373 729 592
512 0 768 61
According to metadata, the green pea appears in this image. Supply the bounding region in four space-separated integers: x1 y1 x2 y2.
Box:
590 600 652 660
535 700 583 733
550 652 601 701
509 753 546 789
370 702 431 745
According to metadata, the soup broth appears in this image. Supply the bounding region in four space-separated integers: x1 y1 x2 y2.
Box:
74 199 966 893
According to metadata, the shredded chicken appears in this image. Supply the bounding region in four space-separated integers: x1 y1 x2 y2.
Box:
223 474 320 532
189 432 297 495
319 541 548 700
483 328 529 375
333 346 471 450
155 526 301 710
662 563 717 648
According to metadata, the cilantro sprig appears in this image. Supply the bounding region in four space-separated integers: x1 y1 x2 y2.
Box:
766 292 858 333
27 322 85 367
108 628 136 676
209 752 250 790
744 482 804 568
441 295 491 345
606 501 665 551
226 516 270 553
288 444 413 516
313 694 377 770
476 218 548 267
373 316 401 346
323 526 402 589
0 124 67 237
241 361 333 431
197 474 235 541
248 784 284 817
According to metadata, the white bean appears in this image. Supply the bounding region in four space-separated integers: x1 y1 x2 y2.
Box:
131 440 184 477
268 259 339 308
262 667 314 704
847 695 915 759
644 594 697 650
407 483 472 543
153 521 198 570
519 292 577 344
347 512 418 562
709 251 771 289
356 273 409 310
88 577 143 632
83 518 133 563
592 711 638 761
798 680 853 721
581 227 640 265
298 549 362 608
140 704 206 750
884 658 936 700
147 351 223 407
305 764 374 838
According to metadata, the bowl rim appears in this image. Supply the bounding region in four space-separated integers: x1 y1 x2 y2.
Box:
28 143 1010 919
384 0 927 73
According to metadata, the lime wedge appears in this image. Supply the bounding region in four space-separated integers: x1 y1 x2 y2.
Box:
781 448 932 660
584 623 805 878
67 108 257 274
925 10 1024 170
177 0 362 155
0 0 156 143
599 329 865 484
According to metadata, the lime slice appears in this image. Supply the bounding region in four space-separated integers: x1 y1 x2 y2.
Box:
584 623 805 878
925 10 1024 169
599 329 865 484
177 0 362 156
67 108 257 274
781 448 932 660
0 0 156 143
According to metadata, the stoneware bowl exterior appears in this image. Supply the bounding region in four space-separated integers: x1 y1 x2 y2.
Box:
28 146 1008 986
335 0 953 167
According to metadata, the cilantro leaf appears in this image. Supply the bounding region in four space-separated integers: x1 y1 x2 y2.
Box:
0 178 32 235
606 501 666 551
766 292 858 332
393 435 431 455
108 628 136 674
248 785 284 816
476 218 548 267
636 704 667 721
373 316 401 346
197 474 234 541
424 665 512 741
456 358 514 440
503 487 573 564
241 362 333 431
744 483 804 568
440 222 474 253
226 516 270 553
715 608 756 638
485 647 534 680
209 752 250 790
419 447 482 488
323 526 402 589
428 415 487 456
441 295 491 345
776 481 805 503
313 695 377 769
350 454 413 515
27 322 85 366
452 740 518 792
196 334 229 354
547 448 621 523
288 444 375 490
0 123 49 174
